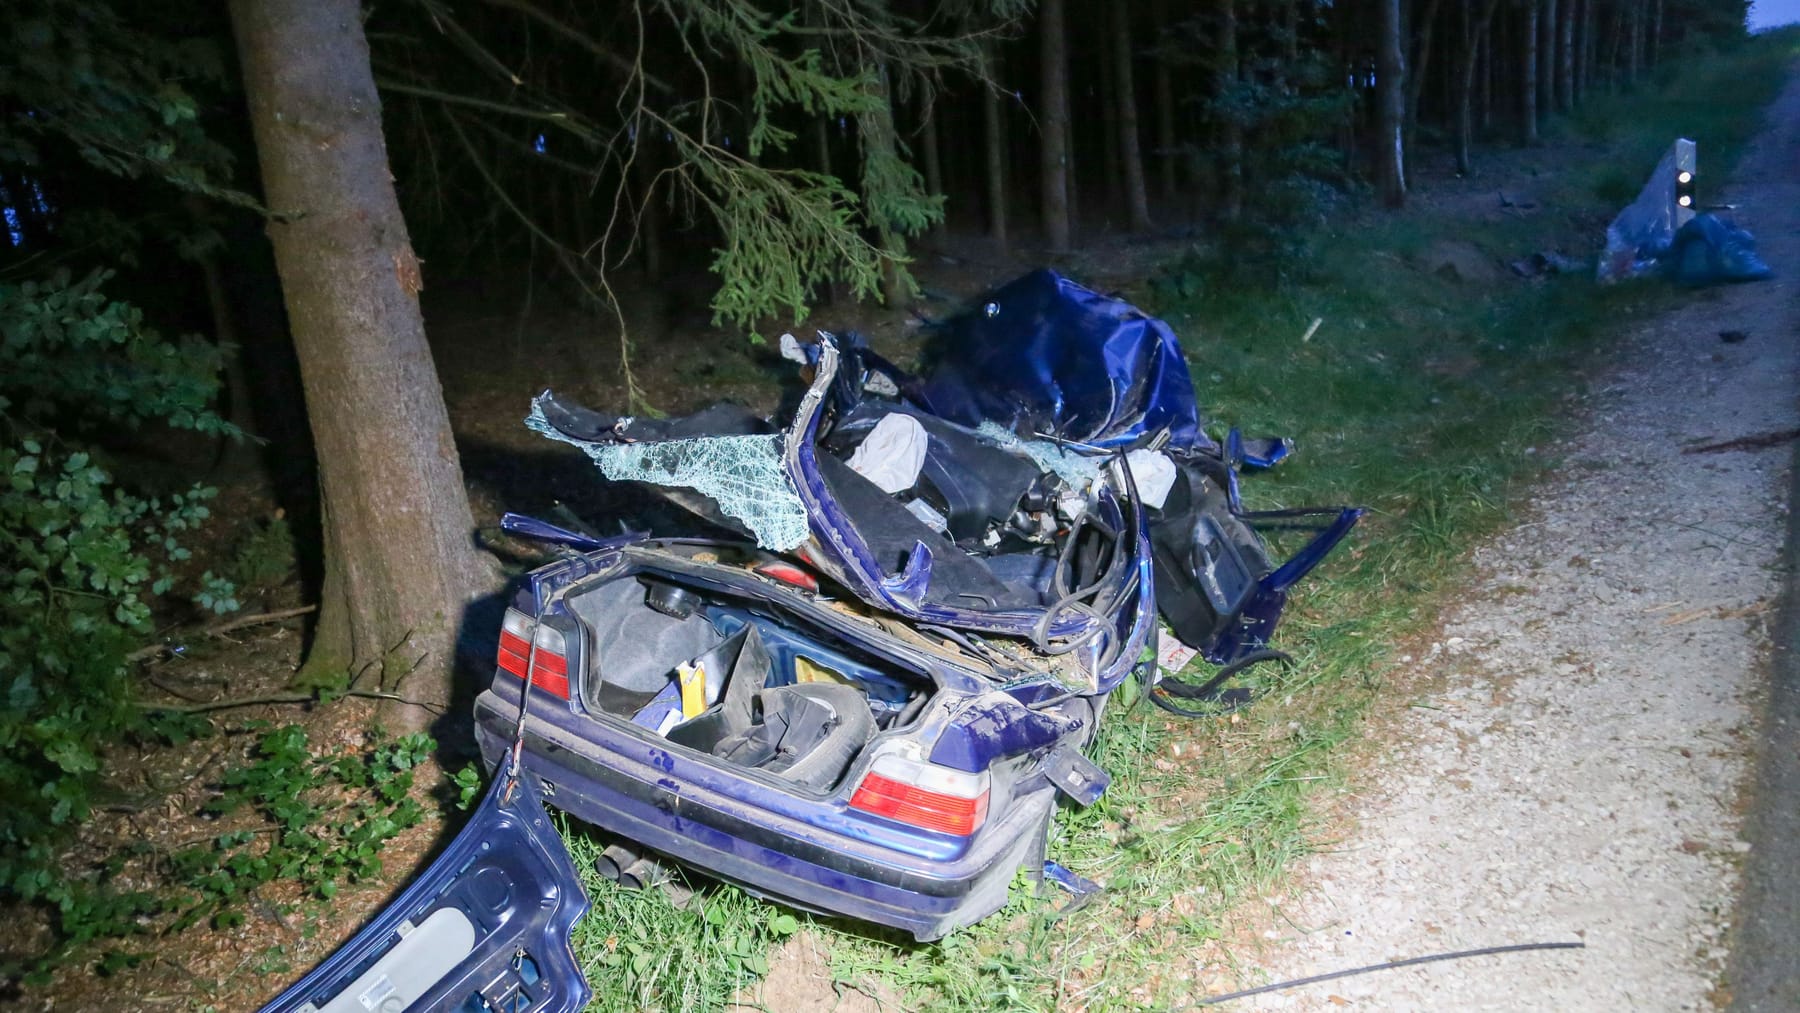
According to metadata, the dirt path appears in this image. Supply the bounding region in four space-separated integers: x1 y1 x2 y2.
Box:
1229 67 1800 1012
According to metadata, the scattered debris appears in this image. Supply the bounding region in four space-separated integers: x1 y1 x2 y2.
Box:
1509 251 1587 278
1680 427 1800 455
1598 138 1774 287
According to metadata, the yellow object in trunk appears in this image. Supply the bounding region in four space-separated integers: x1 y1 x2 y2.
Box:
677 661 708 719
794 655 853 687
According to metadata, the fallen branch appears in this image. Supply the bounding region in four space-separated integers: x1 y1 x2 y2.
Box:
140 688 443 716
129 605 318 663
1682 427 1800 455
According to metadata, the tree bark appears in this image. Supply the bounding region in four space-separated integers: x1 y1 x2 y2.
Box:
634 144 664 280
862 63 913 306
1406 0 1446 151
1626 0 1643 85
1480 11 1494 132
1377 0 1408 206
1096 8 1123 219
981 46 1008 250
1112 4 1153 231
1539 0 1558 113
1456 0 1504 174
230 0 494 728
1153 33 1179 203
1522 0 1541 144
1650 0 1662 66
918 96 944 239
1217 0 1244 222
1558 0 1576 109
1040 0 1072 252
1577 0 1596 99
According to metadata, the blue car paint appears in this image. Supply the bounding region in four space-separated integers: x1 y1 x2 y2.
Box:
909 269 1213 453
473 544 1098 936
927 692 1087 773
785 339 1142 654
259 769 590 1013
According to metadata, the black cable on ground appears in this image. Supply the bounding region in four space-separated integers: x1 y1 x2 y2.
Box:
1148 649 1293 718
1189 941 1587 1006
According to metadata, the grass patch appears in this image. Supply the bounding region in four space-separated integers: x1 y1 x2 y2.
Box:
551 32 1796 1011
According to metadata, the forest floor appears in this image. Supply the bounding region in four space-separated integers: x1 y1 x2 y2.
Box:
6 42 1798 1013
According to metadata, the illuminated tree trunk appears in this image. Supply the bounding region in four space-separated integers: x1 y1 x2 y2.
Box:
1377 0 1407 205
231 0 494 728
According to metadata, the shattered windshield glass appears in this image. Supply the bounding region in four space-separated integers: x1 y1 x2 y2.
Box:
975 421 1103 490
526 400 810 551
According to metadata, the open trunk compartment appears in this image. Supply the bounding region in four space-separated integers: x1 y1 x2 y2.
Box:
556 564 940 793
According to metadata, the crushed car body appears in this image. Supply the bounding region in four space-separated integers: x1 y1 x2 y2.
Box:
263 270 1360 1010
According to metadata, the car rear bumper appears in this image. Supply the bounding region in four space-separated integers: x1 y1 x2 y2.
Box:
474 690 1050 941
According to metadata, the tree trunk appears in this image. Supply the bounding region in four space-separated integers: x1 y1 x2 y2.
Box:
1406 0 1446 151
1626 0 1642 85
1577 0 1595 99
1456 0 1503 174
1040 0 1072 252
1096 9 1122 221
1153 35 1178 203
1523 0 1540 144
981 47 1008 250
1480 13 1494 132
230 0 494 728
1377 0 1407 206
632 129 664 281
918 96 944 239
1559 0 1576 109
1218 0 1244 222
1112 4 1153 231
863 64 914 305
1650 0 1662 66
1539 0 1558 113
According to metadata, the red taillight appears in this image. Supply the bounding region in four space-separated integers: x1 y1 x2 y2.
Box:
753 560 819 593
848 755 990 836
496 608 570 700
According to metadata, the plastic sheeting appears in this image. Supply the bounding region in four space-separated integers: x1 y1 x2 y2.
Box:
1598 141 1692 284
913 270 1211 452
1663 214 1775 286
526 398 810 552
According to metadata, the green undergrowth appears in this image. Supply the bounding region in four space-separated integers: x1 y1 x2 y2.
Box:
549 34 1796 1012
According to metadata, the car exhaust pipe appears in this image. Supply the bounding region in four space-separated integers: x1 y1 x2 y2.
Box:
616 856 698 909
616 856 664 891
594 844 638 882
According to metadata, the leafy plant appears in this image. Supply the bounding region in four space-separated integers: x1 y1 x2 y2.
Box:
178 725 436 918
0 267 241 973
225 514 297 593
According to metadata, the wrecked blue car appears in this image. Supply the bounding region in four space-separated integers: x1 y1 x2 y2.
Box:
263 270 1358 1010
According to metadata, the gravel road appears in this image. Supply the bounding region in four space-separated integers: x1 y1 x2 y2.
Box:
1232 65 1800 1013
